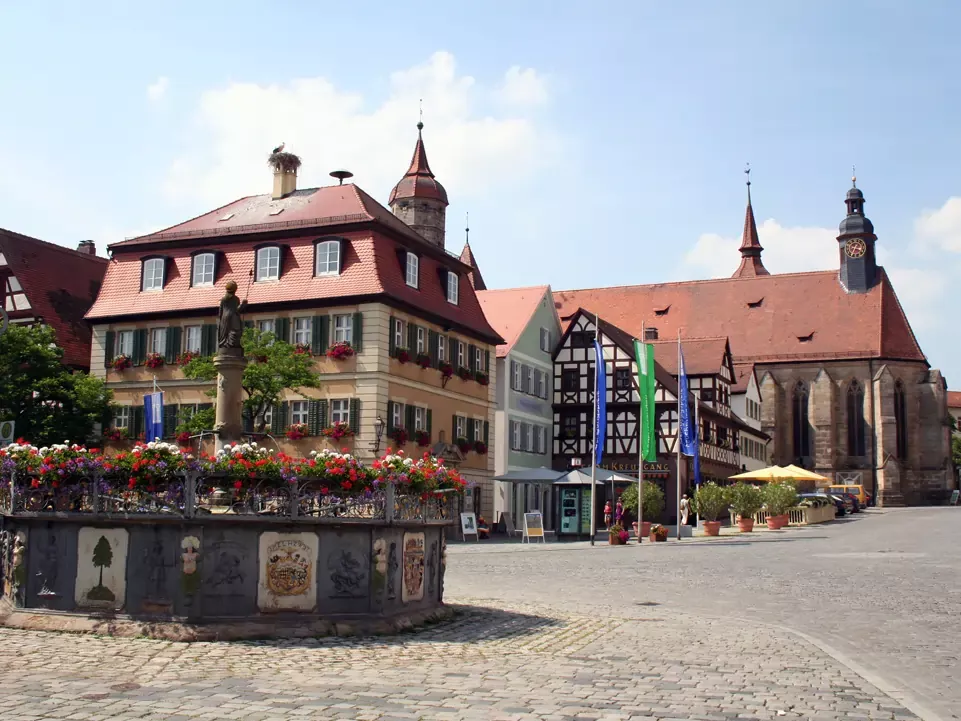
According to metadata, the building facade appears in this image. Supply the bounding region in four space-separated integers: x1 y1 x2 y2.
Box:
476 285 561 527
0 228 107 370
85 129 503 520
553 180 953 505
731 365 770 471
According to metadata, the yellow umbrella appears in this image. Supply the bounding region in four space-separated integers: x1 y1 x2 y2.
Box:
781 464 831 483
728 465 798 482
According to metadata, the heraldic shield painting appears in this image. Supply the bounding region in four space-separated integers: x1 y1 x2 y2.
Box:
256 532 318 612
401 531 426 603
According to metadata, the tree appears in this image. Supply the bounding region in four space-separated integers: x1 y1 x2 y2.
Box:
952 436 961 469
0 324 112 445
182 327 320 431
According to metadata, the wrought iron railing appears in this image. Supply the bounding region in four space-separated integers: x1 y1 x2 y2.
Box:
0 472 459 524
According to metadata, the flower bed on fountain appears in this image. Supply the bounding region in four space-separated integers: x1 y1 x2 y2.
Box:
0 439 463 639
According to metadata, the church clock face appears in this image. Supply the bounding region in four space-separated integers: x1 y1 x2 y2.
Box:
845 238 867 259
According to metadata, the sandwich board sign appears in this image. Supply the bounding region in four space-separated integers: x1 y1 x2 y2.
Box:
460 512 479 541
0 421 14 445
523 512 545 543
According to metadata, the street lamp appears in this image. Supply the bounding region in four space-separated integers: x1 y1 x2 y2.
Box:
372 415 386 454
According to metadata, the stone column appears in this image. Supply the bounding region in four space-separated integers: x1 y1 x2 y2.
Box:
213 351 247 451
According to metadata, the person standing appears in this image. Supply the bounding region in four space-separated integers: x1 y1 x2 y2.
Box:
603 501 613 529
680 494 691 526
615 499 624 527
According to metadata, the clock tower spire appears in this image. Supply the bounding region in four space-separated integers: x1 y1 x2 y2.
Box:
837 171 878 294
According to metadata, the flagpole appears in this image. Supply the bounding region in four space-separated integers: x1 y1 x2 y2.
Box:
637 323 645 543
589 315 599 546
676 329 682 541
694 397 700 531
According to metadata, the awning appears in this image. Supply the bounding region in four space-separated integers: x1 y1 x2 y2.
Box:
553 467 638 485
493 467 566 484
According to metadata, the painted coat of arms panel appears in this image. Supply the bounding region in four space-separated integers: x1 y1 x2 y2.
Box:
401 531 425 603
257 532 318 612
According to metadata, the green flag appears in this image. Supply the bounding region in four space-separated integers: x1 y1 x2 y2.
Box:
634 339 657 463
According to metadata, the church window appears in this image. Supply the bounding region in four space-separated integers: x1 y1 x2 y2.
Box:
894 380 907 459
792 381 811 460
846 380 866 456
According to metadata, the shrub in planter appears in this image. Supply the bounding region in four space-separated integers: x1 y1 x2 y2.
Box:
473 440 488 455
608 523 627 545
693 482 729 522
414 430 431 447
649 524 669 542
111 355 132 371
395 347 411 364
621 481 665 522
327 342 355 360
729 482 763 531
762 481 798 517
456 366 472 381
455 436 471 454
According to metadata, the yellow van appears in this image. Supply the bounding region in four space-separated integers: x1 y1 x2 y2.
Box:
827 484 870 507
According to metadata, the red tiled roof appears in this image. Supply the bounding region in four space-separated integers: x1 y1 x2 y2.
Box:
648 337 731 377
388 124 448 205
459 241 487 291
731 363 756 394
87 190 501 343
476 286 550 357
948 391 961 409
554 268 926 366
0 227 108 369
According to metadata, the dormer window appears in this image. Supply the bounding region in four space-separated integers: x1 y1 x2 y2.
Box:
255 246 281 282
405 252 419 288
191 252 216 287
142 257 166 291
747 298 764 308
446 271 459 304
654 306 670 316
315 239 341 276
797 332 814 343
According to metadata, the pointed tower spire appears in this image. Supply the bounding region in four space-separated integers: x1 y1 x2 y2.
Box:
732 164 770 278
459 215 487 291
389 117 449 248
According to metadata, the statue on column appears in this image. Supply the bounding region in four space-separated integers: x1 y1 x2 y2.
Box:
217 280 247 355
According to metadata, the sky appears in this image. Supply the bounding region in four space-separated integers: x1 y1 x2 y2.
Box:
1 1 959 382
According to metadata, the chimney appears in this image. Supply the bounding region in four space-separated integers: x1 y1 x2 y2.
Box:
76 240 96 256
272 168 297 200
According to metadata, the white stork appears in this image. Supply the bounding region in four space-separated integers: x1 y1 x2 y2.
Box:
271 142 285 155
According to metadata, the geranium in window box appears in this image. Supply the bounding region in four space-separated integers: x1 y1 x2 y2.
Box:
176 351 198 367
415 353 432 369
395 347 410 364
437 361 454 379
111 355 132 371
286 423 309 440
390 428 409 446
327 341 354 360
473 440 488 455
104 427 128 442
457 366 472 381
322 422 354 440
475 371 490 386
293 343 312 356
145 353 165 369
176 431 192 446
414 430 431 447
455 436 472 454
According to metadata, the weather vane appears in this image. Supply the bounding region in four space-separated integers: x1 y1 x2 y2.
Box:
465 211 470 244
744 162 751 186
852 165 857 186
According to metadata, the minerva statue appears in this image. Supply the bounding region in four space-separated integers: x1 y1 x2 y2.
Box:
217 280 247 353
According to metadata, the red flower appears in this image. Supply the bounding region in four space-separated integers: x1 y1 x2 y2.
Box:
234 480 243 489
342 481 352 490
128 479 136 489
30 479 39 489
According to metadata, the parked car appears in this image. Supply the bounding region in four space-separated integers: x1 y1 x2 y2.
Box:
834 492 861 513
798 493 844 516
826 484 870 507
828 493 855 515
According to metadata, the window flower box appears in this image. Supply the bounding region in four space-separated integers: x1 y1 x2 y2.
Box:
416 353 432 369
176 431 192 446
475 371 490 386
390 428 409 446
456 366 472 381
395 347 411 364
473 440 488 455
414 430 431 447
293 343 312 356
286 423 309 440
455 436 472 454
322 422 354 440
104 427 128 442
145 353 165 369
176 351 198 367
327 342 355 360
112 355 132 372
438 361 454 379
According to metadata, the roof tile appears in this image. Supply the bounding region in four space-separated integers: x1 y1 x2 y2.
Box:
476 286 550 357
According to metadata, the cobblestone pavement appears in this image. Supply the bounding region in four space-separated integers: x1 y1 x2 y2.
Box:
447 507 961 721
0 508 949 721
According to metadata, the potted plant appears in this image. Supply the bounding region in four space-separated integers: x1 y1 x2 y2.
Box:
390 428 409 446
395 347 410 364
327 342 355 360
649 524 669 542
473 440 488 455
608 523 628 545
455 436 472 454
438 361 454 379
762 481 799 529
322 422 354 440
475 370 490 386
621 482 665 539
286 423 308 440
692 481 730 536
456 366 472 381
414 429 431 447
111 354 132 372
729 482 763 532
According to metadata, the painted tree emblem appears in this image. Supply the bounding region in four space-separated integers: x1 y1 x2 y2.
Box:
86 535 115 602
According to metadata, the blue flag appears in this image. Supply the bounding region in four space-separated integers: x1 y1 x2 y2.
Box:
144 392 164 442
678 345 697 457
593 339 606 465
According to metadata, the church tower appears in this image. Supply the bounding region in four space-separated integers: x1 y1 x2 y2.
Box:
389 122 449 249
837 174 878 293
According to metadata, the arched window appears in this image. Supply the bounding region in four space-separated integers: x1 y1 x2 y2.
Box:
846 380 866 456
314 239 341 276
894 380 907 459
191 252 216 287
792 381 811 461
255 246 281 281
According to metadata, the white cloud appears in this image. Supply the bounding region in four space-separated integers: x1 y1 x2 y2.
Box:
163 52 558 208
147 76 170 103
914 196 961 253
682 218 838 278
496 66 549 108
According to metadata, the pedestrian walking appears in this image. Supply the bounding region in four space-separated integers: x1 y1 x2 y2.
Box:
680 494 690 525
603 500 612 529
615 500 624 526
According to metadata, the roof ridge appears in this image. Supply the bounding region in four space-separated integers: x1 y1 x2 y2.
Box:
476 284 550 295
0 227 108 264
118 195 258 247
557 269 838 293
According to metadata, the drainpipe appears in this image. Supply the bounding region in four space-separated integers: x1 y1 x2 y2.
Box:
868 359 878 505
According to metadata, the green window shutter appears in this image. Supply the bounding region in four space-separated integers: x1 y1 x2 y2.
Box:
319 400 329 430
276 317 290 344
429 330 439 367
270 402 289 434
132 405 145 439
388 317 396 355
452 414 458 440
407 322 417 352
349 398 360 434
201 324 217 356
387 401 396 434
467 418 475 441
448 335 456 364
164 403 178 438
468 344 477 372
320 315 329 352
308 400 322 435
405 404 415 430
166 327 182 364
104 330 115 367
352 312 363 351
484 420 490 445
311 315 324 355
426 409 432 437
485 350 490 374
242 407 253 434
133 329 148 365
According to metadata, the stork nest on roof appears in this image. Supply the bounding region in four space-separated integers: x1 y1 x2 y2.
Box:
268 151 302 173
